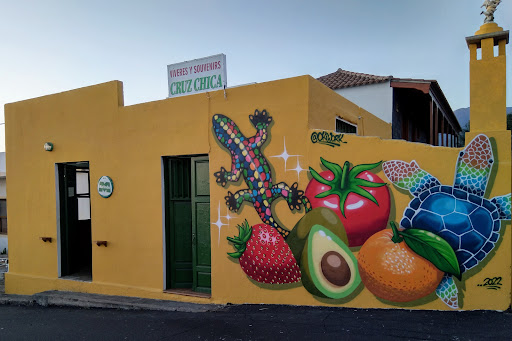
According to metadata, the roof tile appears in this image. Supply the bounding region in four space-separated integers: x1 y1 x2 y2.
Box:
317 68 393 90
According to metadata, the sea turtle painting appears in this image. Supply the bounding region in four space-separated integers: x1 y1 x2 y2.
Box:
382 134 511 309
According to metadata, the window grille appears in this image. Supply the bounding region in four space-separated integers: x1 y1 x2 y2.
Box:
335 117 357 134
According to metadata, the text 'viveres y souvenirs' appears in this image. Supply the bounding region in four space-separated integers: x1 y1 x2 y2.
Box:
167 54 227 97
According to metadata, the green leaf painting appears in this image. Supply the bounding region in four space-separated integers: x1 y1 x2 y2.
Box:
400 228 461 280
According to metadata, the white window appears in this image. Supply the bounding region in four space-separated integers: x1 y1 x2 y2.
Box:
76 169 91 221
335 117 357 134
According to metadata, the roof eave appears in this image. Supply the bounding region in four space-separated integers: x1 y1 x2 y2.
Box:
391 79 461 131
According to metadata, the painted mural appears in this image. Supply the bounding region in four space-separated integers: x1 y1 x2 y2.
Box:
306 158 390 247
382 134 511 309
214 111 511 310
227 220 301 284
212 110 311 238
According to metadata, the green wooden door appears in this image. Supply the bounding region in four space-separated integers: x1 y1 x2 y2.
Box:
166 156 211 293
166 158 193 289
191 156 211 293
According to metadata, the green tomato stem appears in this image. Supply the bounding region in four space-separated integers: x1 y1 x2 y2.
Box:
340 161 350 189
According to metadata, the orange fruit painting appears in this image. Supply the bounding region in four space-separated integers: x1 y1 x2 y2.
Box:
358 228 444 303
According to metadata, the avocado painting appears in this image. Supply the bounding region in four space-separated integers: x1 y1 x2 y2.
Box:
300 225 361 299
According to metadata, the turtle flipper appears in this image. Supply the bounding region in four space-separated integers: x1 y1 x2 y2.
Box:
383 160 441 197
436 274 459 309
454 134 493 197
491 193 511 220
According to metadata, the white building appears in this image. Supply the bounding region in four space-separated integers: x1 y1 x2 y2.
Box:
317 69 461 146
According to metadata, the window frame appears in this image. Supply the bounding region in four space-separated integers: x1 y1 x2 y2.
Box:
335 117 358 135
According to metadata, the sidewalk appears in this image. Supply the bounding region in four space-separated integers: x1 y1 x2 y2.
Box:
0 266 221 312
0 256 219 312
0 290 221 312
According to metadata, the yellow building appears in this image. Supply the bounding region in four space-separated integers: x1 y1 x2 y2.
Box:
4 22 511 311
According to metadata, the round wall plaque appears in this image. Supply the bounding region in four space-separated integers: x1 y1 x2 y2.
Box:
97 176 114 198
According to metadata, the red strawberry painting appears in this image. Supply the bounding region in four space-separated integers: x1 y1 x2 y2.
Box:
227 220 301 284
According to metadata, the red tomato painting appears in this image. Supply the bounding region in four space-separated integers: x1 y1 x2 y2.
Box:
305 158 391 247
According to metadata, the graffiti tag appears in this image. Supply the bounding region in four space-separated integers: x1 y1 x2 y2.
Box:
477 277 502 290
311 131 347 148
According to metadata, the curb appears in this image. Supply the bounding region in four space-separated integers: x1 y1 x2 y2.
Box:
0 291 224 313
0 294 37 307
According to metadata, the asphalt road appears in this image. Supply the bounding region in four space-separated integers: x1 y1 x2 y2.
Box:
0 304 511 340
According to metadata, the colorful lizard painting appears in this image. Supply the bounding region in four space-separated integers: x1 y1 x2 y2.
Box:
212 109 310 238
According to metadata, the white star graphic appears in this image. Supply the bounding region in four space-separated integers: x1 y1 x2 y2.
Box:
270 137 298 170
211 203 228 246
221 208 237 227
290 156 309 182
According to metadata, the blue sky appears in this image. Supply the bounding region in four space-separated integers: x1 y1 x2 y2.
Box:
0 1 510 152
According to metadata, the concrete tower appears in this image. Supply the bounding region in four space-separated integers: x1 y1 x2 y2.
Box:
466 21 509 132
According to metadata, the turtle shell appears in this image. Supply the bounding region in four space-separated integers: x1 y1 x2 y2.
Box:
400 185 501 273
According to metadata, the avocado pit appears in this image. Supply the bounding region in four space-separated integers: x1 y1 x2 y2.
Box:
321 251 351 286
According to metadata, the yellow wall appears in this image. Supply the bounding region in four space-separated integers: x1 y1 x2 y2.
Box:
4 76 320 303
5 80 212 302
4 45 511 312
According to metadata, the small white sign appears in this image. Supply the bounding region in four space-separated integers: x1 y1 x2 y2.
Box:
167 54 227 98
97 176 114 198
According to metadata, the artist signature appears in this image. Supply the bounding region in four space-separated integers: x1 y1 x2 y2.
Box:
477 277 502 290
311 131 347 148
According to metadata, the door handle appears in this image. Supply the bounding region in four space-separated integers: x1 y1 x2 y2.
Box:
192 233 196 243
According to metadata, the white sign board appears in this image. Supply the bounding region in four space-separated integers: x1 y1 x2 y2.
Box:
97 176 114 198
167 54 227 98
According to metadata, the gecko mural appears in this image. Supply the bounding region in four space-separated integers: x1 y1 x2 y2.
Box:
212 109 310 238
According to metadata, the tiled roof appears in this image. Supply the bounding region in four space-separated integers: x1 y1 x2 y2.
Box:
317 68 393 90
